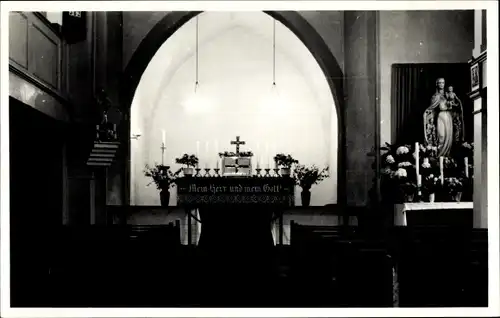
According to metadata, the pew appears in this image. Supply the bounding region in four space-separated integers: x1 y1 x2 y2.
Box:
289 221 394 307
48 222 182 306
388 226 488 307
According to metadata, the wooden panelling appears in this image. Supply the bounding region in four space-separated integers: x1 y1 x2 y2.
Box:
29 23 59 88
27 13 61 89
9 12 28 68
9 70 69 122
9 12 62 91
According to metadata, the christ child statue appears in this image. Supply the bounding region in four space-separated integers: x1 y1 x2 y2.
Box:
445 86 459 109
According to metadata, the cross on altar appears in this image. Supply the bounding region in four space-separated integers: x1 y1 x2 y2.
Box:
230 136 246 155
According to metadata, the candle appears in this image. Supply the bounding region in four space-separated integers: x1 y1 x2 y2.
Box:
439 156 444 185
417 174 422 187
216 160 219 169
161 129 166 145
465 157 469 178
196 141 200 157
205 141 209 168
265 142 270 167
415 142 420 181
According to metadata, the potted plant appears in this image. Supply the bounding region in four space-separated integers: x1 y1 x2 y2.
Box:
175 154 199 176
273 153 299 176
293 164 329 207
144 164 181 206
444 177 464 202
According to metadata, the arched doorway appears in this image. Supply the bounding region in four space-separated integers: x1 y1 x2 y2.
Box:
120 11 346 206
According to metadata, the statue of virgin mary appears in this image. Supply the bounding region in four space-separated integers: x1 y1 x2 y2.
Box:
423 78 465 157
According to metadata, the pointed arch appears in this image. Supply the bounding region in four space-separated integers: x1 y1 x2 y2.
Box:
119 11 346 206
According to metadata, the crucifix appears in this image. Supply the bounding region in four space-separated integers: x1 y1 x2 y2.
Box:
230 136 246 173
230 136 246 155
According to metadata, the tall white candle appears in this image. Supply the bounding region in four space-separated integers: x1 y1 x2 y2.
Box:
465 157 469 178
265 142 270 167
161 129 166 145
205 141 209 168
415 142 420 181
196 141 200 157
439 156 444 185
417 174 422 187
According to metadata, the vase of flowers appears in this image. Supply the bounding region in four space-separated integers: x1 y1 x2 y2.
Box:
422 174 440 202
273 153 299 176
144 164 181 206
293 164 329 207
175 154 199 176
400 181 418 202
444 177 464 202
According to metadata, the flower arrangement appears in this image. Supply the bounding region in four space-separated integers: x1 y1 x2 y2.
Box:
175 154 199 167
144 164 181 190
293 164 329 190
218 151 254 158
422 174 441 194
379 140 474 203
380 142 416 183
273 153 299 169
444 177 464 195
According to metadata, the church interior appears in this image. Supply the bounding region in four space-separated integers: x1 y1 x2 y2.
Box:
6 9 490 308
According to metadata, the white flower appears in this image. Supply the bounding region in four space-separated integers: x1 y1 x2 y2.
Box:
386 155 395 164
398 161 412 168
422 161 431 168
426 145 433 150
396 146 409 155
429 174 434 178
395 168 407 178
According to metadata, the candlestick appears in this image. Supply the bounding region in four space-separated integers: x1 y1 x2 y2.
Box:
439 156 444 185
465 157 469 178
415 142 420 182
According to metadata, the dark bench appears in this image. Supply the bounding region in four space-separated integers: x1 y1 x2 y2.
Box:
388 226 488 307
289 221 394 307
48 222 182 306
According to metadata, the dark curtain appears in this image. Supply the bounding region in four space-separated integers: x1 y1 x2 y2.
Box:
391 63 473 145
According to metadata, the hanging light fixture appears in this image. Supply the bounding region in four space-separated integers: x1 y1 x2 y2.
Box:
184 16 209 114
262 18 285 112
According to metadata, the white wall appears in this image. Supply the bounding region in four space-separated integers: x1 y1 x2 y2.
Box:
131 12 338 206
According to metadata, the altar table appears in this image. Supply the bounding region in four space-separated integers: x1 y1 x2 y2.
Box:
394 202 473 227
176 176 295 247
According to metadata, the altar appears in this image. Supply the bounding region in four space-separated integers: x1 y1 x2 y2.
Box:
176 136 295 249
177 176 295 248
394 202 473 227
